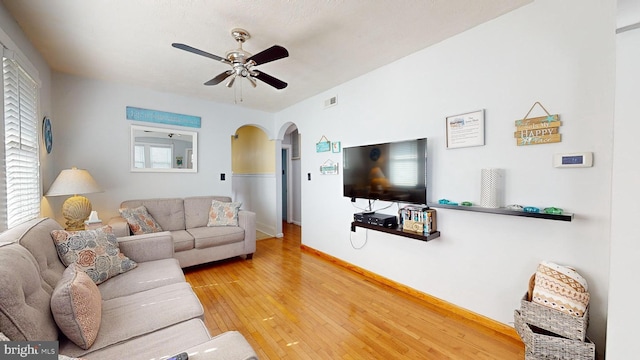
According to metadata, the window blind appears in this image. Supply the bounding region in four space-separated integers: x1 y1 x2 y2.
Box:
3 56 40 229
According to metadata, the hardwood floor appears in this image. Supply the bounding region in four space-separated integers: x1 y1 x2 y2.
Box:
183 223 524 359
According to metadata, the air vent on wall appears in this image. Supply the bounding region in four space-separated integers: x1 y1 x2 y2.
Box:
324 96 338 109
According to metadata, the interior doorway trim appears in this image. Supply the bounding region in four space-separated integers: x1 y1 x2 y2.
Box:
282 144 293 224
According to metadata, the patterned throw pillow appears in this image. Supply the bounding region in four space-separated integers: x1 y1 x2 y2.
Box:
50 226 137 284
207 199 242 226
532 261 590 317
119 205 163 235
51 264 102 350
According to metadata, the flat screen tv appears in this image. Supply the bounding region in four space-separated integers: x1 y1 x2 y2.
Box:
342 138 427 205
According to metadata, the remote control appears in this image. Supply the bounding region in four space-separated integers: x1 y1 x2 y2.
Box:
166 352 188 360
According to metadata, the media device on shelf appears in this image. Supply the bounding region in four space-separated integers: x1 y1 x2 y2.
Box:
343 138 427 208
353 212 398 228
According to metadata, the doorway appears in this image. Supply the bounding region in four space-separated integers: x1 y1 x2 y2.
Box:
282 146 290 222
279 124 301 231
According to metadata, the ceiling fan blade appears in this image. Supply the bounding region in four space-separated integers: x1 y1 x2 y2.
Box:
253 70 288 90
172 43 231 64
247 45 289 66
204 71 233 86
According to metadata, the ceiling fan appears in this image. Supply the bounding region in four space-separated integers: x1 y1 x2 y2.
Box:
172 28 289 90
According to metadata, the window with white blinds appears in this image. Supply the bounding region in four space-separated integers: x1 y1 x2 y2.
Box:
2 56 40 230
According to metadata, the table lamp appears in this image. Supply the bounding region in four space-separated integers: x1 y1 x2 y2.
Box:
46 167 102 230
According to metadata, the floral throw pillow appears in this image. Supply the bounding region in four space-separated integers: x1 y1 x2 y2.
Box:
207 199 242 227
50 226 137 285
119 205 163 235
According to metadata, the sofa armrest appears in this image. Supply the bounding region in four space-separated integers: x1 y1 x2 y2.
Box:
117 231 174 263
108 216 131 237
238 210 256 255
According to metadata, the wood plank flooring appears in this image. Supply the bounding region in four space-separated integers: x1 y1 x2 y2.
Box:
183 223 524 359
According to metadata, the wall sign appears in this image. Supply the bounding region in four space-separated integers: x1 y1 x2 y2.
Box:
320 159 339 175
126 106 201 128
316 135 331 152
515 102 561 146
446 109 485 149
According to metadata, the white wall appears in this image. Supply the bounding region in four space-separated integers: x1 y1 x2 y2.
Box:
606 1 640 358
50 72 274 222
276 0 615 356
232 174 277 235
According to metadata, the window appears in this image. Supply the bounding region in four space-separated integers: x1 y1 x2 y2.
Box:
133 142 173 169
2 54 40 230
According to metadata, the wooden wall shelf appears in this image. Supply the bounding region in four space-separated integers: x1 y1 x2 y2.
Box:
351 222 440 242
427 203 573 222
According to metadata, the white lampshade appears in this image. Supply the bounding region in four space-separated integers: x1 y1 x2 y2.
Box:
46 167 102 231
46 167 102 196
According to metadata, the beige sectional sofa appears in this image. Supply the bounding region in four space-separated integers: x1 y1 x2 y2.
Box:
0 217 258 360
109 196 256 268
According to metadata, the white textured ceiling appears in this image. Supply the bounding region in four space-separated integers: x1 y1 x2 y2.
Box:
2 0 531 113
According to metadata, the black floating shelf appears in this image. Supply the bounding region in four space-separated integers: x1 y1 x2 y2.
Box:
351 222 440 242
426 203 573 222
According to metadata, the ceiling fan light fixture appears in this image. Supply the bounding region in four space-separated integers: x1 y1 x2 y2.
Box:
226 75 237 88
173 27 289 92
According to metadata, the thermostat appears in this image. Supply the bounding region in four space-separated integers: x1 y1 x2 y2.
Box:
553 152 593 168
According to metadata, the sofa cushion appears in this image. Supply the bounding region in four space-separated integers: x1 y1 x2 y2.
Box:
188 226 245 249
51 264 102 350
98 258 185 300
170 230 195 252
184 196 232 229
59 282 204 358
121 198 186 231
50 226 137 285
119 206 163 235
207 199 242 227
62 319 211 360
0 243 58 341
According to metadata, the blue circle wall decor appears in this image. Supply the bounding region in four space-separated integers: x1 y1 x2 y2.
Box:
43 117 53 154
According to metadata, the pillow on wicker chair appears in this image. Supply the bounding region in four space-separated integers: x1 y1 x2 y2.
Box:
532 261 589 317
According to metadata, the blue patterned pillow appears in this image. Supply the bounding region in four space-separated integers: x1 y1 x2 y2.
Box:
50 226 137 284
119 205 163 235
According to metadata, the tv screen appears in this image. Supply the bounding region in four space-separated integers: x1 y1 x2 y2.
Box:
343 138 427 205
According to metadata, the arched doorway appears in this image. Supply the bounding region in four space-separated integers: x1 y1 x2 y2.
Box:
230 123 301 239
275 123 301 238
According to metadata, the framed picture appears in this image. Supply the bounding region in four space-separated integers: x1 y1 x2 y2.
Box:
446 109 485 149
331 141 341 153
